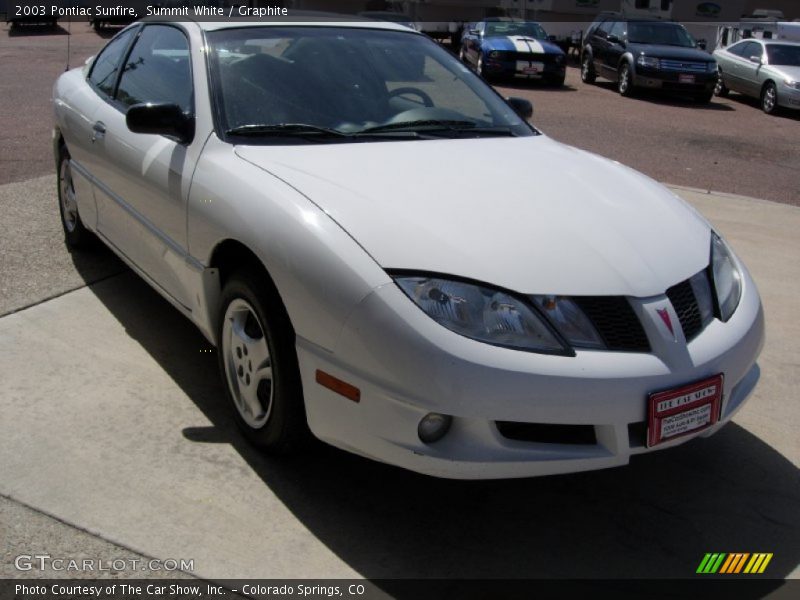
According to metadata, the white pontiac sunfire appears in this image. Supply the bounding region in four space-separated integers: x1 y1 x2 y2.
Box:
53 18 764 479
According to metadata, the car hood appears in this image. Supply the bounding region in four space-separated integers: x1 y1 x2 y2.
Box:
629 43 713 62
235 136 710 297
484 36 563 55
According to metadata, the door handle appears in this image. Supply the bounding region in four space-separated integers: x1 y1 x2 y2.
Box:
91 121 106 142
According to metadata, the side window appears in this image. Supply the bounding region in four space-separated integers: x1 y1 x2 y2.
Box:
116 25 193 113
596 20 612 38
747 42 764 60
88 28 136 97
727 42 746 56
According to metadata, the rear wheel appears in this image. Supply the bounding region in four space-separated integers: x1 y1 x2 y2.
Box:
761 81 778 114
580 54 596 84
618 62 634 96
57 147 94 250
217 268 310 453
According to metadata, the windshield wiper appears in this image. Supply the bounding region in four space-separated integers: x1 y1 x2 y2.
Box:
360 119 478 133
360 120 516 137
226 123 353 138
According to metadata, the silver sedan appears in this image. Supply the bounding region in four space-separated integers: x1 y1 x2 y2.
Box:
713 39 800 114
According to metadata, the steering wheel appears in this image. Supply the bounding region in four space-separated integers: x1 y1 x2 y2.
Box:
388 87 435 108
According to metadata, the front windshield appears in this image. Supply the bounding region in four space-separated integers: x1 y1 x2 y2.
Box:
766 44 800 66
627 22 696 47
485 21 548 40
207 26 533 142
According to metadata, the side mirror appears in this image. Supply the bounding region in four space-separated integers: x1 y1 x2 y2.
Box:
469 29 479 36
126 103 194 144
548 35 557 42
697 39 707 50
749 55 763 64
507 97 533 121
607 34 621 44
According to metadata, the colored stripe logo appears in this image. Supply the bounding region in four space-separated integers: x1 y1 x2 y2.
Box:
697 553 773 574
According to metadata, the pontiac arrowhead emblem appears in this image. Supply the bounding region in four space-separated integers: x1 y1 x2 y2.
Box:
657 308 675 337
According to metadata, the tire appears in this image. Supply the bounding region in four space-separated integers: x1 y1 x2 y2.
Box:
217 268 310 454
57 147 94 250
580 53 596 84
476 54 485 77
458 47 467 64
694 91 714 104
618 62 634 96
714 73 729 97
761 81 778 115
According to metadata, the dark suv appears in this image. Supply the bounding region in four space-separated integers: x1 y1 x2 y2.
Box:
580 16 718 103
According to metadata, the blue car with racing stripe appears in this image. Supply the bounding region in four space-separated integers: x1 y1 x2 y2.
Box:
459 20 567 86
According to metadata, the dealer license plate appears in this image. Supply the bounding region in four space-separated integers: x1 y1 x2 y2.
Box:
517 61 544 77
647 374 723 447
679 74 696 84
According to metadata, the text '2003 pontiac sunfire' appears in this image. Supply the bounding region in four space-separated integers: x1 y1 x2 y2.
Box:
52 18 764 479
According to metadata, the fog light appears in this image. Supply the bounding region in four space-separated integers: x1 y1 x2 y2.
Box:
418 413 452 444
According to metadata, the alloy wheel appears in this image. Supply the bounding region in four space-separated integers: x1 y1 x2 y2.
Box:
221 298 274 429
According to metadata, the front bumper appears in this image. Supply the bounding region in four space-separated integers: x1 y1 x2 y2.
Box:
778 83 800 110
298 266 764 479
484 55 566 80
633 68 717 93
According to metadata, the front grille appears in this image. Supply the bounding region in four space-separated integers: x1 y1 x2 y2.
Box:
660 59 708 72
666 278 703 341
505 51 557 64
496 422 597 445
573 297 651 352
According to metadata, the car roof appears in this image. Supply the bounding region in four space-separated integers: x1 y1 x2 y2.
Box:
730 39 800 46
180 14 414 33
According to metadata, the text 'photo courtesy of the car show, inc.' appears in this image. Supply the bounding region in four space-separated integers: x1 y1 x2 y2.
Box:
1 0 798 599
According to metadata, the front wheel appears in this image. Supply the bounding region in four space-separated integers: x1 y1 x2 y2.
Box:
57 148 94 249
476 54 485 77
217 269 310 453
581 54 596 84
618 63 634 96
761 82 778 114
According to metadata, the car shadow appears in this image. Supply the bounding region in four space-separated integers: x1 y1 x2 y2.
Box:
72 266 799 590
592 81 735 110
722 92 800 121
6 22 70 36
496 81 579 93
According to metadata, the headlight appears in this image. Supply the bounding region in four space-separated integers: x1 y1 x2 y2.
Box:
710 233 743 322
394 276 571 354
708 61 718 72
554 54 565 64
637 55 660 69
488 50 501 59
784 79 800 90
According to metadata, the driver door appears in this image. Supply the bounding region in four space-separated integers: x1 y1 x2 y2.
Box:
88 24 196 309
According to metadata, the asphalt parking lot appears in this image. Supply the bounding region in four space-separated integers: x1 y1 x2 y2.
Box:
1 24 799 205
0 22 799 587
